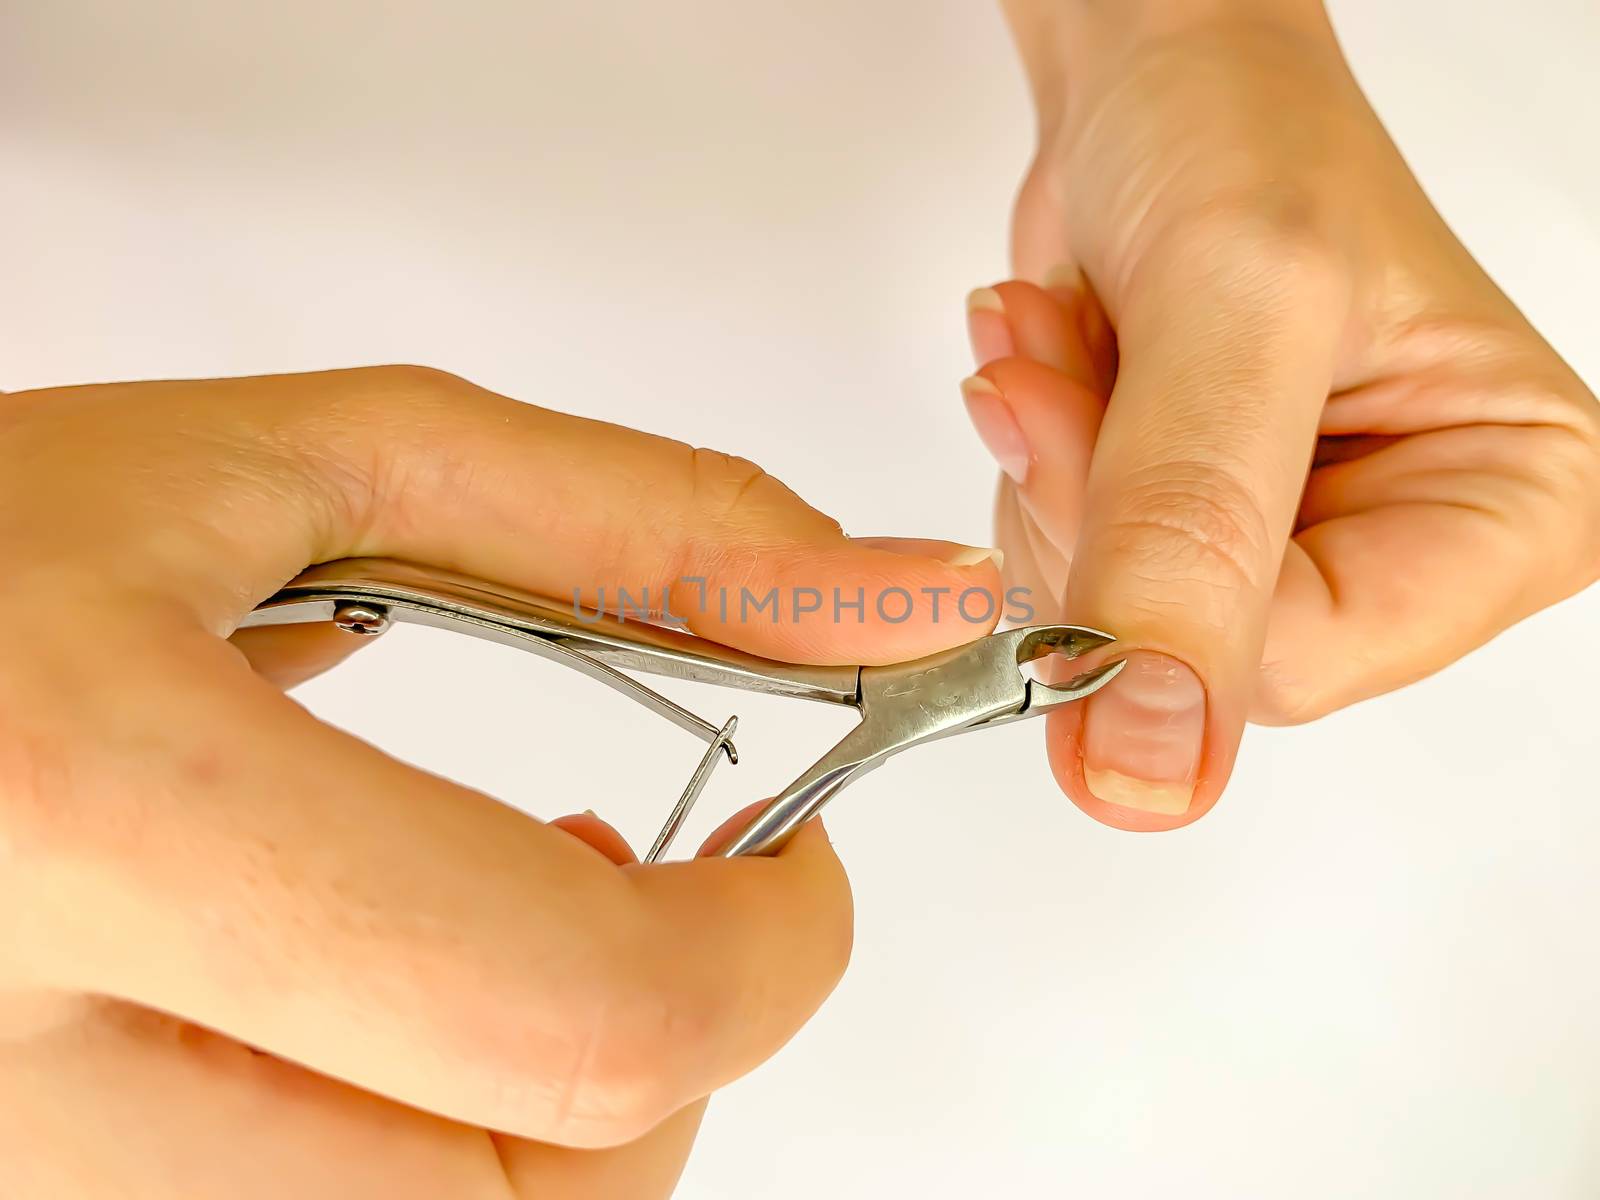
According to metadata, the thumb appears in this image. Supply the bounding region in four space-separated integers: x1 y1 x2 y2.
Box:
21 366 1003 667
1052 247 1346 828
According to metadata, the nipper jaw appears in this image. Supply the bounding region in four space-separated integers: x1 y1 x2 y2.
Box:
719 625 1124 857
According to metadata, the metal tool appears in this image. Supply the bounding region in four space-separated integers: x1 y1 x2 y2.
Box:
242 558 1125 859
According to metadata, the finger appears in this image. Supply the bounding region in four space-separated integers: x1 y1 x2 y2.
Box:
227 622 373 689
961 281 1111 566
5 368 1001 666
19 631 853 1149
993 478 1069 617
965 287 1016 366
966 280 1104 384
961 364 1101 565
1042 269 1119 397
962 281 1110 613
0 997 706 1200
1010 166 1076 284
1261 419 1598 720
0 1001 516 1199
695 798 795 859
549 811 640 866
1048 238 1347 828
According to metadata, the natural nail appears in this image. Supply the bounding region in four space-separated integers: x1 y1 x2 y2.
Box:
966 287 1015 364
1042 263 1085 295
850 535 1004 572
1082 650 1205 816
960 375 1032 484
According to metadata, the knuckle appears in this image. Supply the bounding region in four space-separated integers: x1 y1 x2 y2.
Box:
541 951 710 1144
0 611 112 871
1101 467 1274 603
687 444 837 530
1157 185 1346 301
1547 390 1600 582
0 670 66 868
348 362 469 405
1252 663 1337 726
358 946 604 1144
680 445 842 555
292 364 473 443
271 364 476 550
685 445 778 526
263 365 469 437
1459 353 1600 590
580 1019 701 1142
443 910 709 1145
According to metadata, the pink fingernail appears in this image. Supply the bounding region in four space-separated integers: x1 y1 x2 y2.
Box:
960 375 1031 484
850 535 1004 571
966 287 1015 365
1042 264 1085 297
1082 651 1205 816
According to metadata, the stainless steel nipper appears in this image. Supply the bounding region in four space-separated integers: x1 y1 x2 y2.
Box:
243 558 1125 859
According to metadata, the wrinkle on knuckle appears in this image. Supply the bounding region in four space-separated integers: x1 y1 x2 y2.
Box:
0 616 127 871
1145 185 1346 307
669 447 779 590
271 364 476 553
686 444 837 537
378 893 677 1146
657 446 844 594
263 436 379 557
0 684 70 869
686 446 777 526
1548 392 1600 580
1474 374 1600 588
1528 419 1599 501
327 362 467 442
1253 665 1333 726
1101 469 1274 600
542 953 704 1145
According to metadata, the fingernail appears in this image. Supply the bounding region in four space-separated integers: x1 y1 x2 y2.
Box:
1082 650 1205 816
960 375 1031 484
698 800 771 858
941 543 1005 570
966 287 1015 364
1042 264 1085 296
850 535 1004 571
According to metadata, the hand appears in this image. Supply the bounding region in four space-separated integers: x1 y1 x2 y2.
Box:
966 0 1600 828
0 366 1002 1197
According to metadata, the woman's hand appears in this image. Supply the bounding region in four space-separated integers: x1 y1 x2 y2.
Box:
969 0 1600 828
0 366 1001 1197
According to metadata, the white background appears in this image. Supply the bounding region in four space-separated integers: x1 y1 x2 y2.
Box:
4 2 1598 1196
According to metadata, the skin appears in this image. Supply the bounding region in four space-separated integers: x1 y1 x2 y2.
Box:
968 0 1600 827
4 0 1598 1192
0 367 1003 1197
